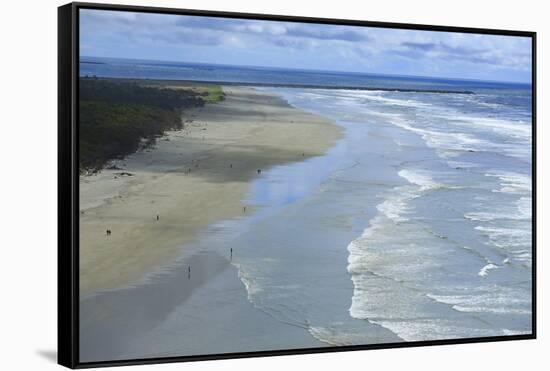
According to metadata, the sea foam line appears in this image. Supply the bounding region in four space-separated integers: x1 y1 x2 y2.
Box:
347 168 441 320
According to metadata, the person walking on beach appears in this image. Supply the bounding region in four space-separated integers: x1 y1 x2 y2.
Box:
230 248 233 261
106 229 111 236
188 265 191 279
156 214 159 221
243 206 246 213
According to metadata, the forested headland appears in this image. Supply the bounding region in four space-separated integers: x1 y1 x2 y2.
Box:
79 78 224 172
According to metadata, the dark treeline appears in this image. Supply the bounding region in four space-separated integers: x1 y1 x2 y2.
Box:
80 79 205 109
79 79 207 171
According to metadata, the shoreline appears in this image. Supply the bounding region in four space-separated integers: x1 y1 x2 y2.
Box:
80 249 327 362
79 85 343 296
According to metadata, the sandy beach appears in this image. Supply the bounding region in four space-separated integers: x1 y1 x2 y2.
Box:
79 85 342 296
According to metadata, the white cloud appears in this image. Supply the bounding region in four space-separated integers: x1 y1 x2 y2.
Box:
79 9 532 82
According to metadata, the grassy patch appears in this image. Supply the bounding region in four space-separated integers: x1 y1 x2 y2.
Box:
201 85 225 103
158 84 225 104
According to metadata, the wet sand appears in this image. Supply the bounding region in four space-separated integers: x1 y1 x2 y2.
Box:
80 250 326 362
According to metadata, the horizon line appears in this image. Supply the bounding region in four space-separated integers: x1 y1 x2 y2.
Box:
80 55 533 86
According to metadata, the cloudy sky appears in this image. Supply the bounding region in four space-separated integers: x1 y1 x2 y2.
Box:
80 9 532 83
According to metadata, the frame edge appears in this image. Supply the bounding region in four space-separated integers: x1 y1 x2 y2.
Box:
62 2 537 368
72 1 536 36
58 2 78 369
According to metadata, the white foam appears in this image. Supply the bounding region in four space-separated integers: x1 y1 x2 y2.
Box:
398 169 442 191
475 225 529 239
356 91 432 108
452 116 532 141
369 318 502 342
389 118 490 158
452 306 531 315
370 169 439 223
474 225 532 261
376 199 409 223
465 180 532 265
347 215 386 274
347 168 446 325
478 263 498 277
361 169 439 226
347 214 399 320
427 291 531 315
354 90 531 162
375 186 420 222
502 329 531 336
485 171 532 194
233 263 264 299
464 201 531 222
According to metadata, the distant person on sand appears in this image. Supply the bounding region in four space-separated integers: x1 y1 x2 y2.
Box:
230 248 233 261
156 214 159 221
243 206 246 213
106 229 111 236
257 169 262 174
188 265 191 279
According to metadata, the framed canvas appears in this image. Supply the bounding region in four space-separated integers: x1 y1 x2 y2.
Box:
58 2 536 368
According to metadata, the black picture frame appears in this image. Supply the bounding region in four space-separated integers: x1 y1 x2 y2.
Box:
58 2 537 368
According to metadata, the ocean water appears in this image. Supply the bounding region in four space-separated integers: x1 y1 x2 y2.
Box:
177 83 532 347
80 56 529 92
80 57 533 350
251 86 533 343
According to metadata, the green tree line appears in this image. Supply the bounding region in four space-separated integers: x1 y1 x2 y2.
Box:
79 79 208 171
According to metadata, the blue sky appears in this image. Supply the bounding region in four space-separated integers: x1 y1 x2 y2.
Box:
80 9 532 83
